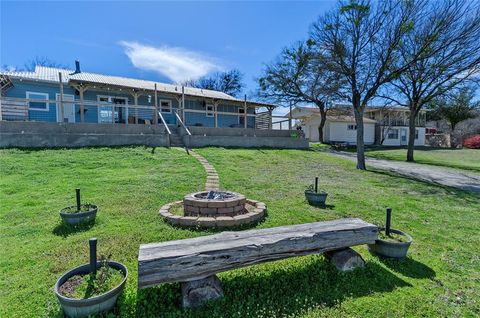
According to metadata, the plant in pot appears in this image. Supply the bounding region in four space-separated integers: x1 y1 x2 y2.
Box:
60 188 97 225
368 208 413 259
304 177 328 206
54 238 128 318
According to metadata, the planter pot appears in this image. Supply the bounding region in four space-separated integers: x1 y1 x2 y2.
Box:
60 205 97 225
305 190 328 206
368 228 413 259
54 261 128 318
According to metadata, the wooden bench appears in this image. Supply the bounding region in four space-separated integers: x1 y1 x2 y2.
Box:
138 218 378 308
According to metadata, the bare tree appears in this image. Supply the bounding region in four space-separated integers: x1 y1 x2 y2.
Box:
380 0 480 160
257 41 342 143
182 69 244 97
24 56 68 71
310 0 423 169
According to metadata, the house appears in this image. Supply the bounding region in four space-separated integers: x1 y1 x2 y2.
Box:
365 106 426 146
0 63 268 127
286 107 376 145
0 63 309 149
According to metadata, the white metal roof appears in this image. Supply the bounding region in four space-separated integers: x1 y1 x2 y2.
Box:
1 66 274 106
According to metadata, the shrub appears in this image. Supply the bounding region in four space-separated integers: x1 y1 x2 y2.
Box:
463 134 480 149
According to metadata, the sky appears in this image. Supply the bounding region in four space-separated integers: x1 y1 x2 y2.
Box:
0 0 336 108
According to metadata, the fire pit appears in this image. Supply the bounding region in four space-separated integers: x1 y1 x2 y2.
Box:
159 190 266 229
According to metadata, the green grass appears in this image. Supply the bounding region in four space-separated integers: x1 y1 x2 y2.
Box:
363 147 480 172
1 147 479 317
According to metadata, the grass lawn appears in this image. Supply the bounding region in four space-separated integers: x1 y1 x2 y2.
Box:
362 147 480 172
1 147 479 317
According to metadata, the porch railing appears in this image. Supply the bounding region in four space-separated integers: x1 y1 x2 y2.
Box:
175 110 191 136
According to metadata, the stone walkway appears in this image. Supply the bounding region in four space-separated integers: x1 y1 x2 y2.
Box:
330 151 480 193
190 150 220 191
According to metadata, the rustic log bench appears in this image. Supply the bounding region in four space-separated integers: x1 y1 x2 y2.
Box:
138 218 378 308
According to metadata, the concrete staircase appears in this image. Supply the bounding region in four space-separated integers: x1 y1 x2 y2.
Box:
169 127 185 147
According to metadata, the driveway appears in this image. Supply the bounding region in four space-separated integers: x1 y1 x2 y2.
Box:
331 151 480 193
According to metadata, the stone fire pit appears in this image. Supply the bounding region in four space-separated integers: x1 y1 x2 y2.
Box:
160 190 266 229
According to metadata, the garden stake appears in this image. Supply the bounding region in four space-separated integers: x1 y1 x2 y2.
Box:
314 177 318 193
385 208 392 236
89 238 97 275
76 188 81 211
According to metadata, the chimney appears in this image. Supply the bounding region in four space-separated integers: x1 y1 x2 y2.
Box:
69 60 81 75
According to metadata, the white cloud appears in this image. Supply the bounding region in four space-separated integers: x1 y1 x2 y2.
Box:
120 41 222 83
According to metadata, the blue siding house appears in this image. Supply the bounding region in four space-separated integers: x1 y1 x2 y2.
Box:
0 64 273 129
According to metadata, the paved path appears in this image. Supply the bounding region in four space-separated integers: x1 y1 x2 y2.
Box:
330 151 480 193
189 150 220 191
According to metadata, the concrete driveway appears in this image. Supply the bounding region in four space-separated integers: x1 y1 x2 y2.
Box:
331 151 480 193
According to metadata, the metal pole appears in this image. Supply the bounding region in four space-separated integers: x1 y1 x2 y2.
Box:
314 177 318 193
181 86 185 123
89 238 97 275
76 188 81 211
385 208 392 236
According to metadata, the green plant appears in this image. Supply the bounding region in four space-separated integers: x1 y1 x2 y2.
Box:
59 254 124 299
61 203 96 214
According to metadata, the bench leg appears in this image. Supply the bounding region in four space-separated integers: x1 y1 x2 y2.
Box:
325 248 365 272
181 275 224 308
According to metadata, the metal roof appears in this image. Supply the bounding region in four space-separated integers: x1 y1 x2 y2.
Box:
1 66 275 107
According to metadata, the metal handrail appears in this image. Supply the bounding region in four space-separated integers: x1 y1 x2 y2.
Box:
158 111 171 135
175 110 191 136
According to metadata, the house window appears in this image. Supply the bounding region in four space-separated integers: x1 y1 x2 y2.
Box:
160 100 172 113
347 124 357 130
415 129 419 139
26 92 49 111
388 129 399 139
206 104 214 117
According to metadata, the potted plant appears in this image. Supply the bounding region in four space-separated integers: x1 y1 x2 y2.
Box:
54 238 128 318
304 177 328 206
368 208 413 259
60 188 97 225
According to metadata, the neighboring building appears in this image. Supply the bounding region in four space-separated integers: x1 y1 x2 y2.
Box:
286 105 427 146
286 107 376 144
0 64 271 128
365 106 426 146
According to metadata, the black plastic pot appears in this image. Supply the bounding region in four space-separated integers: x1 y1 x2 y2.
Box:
54 261 128 318
368 228 413 259
60 205 97 225
305 190 328 206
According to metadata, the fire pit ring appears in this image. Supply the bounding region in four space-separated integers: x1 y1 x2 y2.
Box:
159 191 266 229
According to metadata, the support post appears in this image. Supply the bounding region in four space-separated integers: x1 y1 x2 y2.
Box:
385 208 392 236
244 95 247 129
181 86 185 123
268 106 273 130
181 275 224 308
325 248 365 272
58 72 64 123
314 177 318 193
133 92 139 124
76 188 81 211
79 87 85 123
89 238 97 275
154 84 158 124
214 101 218 128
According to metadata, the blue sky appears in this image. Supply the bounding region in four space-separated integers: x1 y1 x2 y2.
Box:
1 1 336 100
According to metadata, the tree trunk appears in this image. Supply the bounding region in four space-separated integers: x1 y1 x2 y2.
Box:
353 107 366 170
318 108 327 143
406 111 417 162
